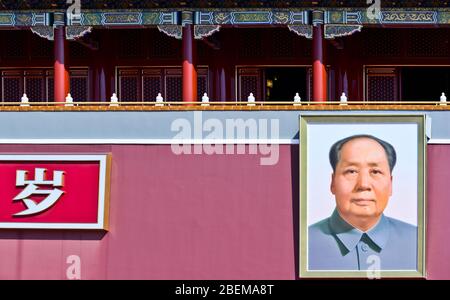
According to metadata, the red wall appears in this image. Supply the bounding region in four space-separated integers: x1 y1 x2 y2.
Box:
425 145 450 279
0 144 448 279
0 144 297 279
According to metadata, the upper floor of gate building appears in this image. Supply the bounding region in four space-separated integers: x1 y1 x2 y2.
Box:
0 0 449 110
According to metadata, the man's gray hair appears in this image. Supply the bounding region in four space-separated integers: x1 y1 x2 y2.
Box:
329 134 397 173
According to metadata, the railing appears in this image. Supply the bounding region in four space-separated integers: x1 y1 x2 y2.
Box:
0 101 449 107
5 92 447 108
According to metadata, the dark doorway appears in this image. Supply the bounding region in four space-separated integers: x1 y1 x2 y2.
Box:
265 68 307 102
402 67 450 101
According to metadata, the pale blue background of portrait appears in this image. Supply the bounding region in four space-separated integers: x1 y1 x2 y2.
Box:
307 123 418 226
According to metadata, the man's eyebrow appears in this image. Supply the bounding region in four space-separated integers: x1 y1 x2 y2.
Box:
339 161 385 167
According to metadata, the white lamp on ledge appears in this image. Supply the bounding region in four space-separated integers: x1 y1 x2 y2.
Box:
294 92 301 106
156 93 164 107
247 92 255 106
201 93 209 106
340 92 348 105
110 93 119 107
20 93 29 107
65 93 73 107
440 92 447 106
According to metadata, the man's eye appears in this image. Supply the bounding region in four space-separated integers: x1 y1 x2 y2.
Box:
371 169 383 175
344 169 357 174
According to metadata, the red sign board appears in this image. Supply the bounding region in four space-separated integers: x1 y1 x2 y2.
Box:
0 155 110 229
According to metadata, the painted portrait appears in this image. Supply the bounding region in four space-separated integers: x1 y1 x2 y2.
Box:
299 115 426 278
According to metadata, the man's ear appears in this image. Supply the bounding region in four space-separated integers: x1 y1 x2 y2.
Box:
330 173 336 195
389 175 393 196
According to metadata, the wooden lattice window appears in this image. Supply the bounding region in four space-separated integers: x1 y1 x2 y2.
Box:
366 68 398 102
239 29 263 58
2 31 27 59
69 42 91 60
271 29 294 58
47 75 54 102
407 29 449 57
301 38 312 58
238 68 262 102
1 68 89 102
197 70 208 100
1 71 23 102
117 67 209 102
24 70 46 102
165 69 182 102
30 34 53 59
363 29 402 57
70 69 89 101
143 69 163 102
118 30 144 59
119 70 140 102
150 31 180 59
45 69 89 102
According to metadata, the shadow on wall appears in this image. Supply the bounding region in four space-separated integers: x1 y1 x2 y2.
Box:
290 144 299 279
0 230 107 240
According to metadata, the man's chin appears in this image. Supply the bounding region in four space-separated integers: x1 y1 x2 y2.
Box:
350 207 377 218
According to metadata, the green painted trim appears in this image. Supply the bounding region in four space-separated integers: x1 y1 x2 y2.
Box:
197 8 450 25
0 10 179 27
299 114 427 279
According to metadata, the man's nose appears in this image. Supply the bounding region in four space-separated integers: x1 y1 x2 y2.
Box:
355 171 371 191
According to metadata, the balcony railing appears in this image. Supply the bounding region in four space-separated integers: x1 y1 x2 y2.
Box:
0 101 449 111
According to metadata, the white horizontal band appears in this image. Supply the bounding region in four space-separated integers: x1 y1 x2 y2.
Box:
0 138 445 145
427 139 450 144
0 139 300 145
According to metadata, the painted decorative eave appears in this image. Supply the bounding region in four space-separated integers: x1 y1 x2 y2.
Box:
0 0 448 10
0 8 449 27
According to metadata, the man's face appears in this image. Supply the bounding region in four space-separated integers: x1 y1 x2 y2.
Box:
331 138 393 226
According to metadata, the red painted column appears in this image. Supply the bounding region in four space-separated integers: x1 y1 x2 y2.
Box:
54 26 69 103
182 25 197 103
312 24 327 102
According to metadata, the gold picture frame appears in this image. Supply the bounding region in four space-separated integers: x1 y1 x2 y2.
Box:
299 114 426 278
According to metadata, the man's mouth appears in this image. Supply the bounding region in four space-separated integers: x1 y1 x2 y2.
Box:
351 199 375 206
